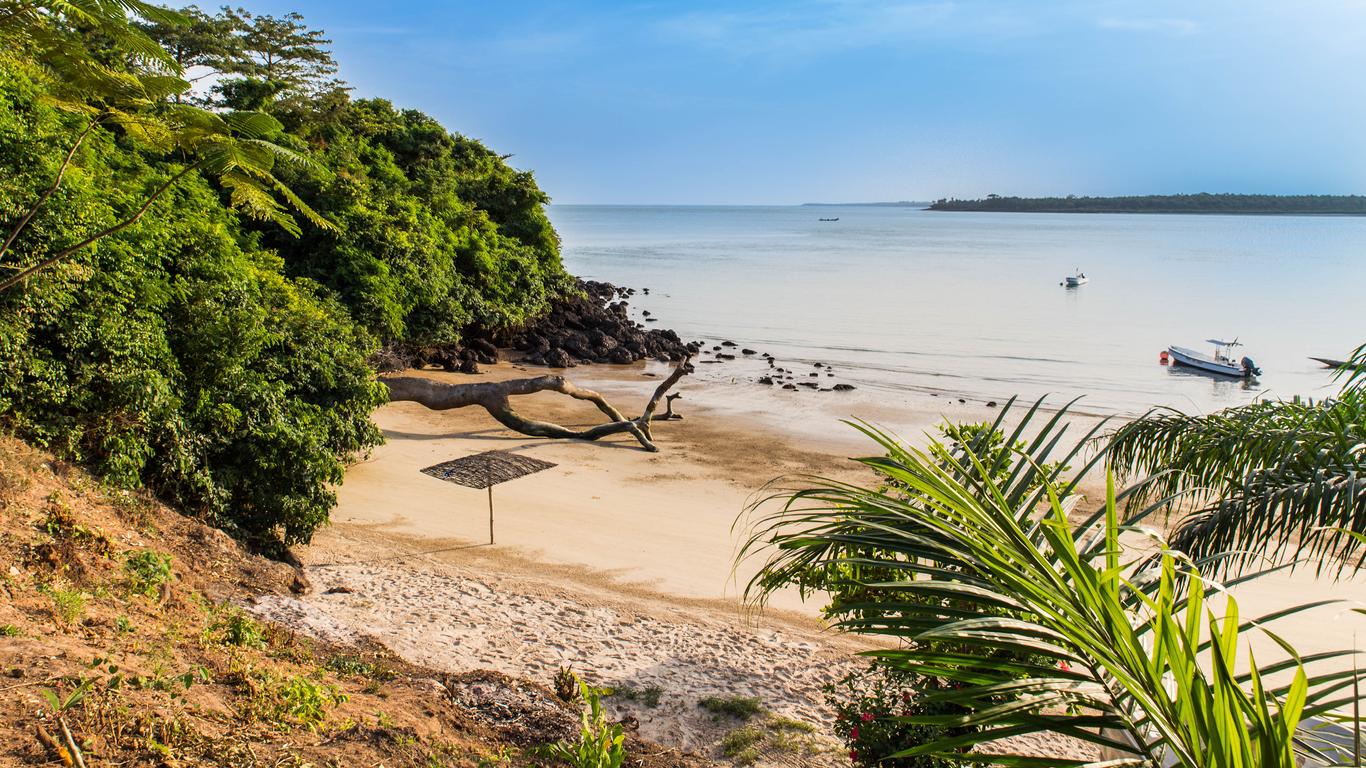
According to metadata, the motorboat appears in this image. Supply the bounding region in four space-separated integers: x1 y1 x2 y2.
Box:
1167 339 1260 378
1063 269 1088 287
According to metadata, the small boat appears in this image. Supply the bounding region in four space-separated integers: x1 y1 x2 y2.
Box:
1167 339 1261 378
1063 269 1088 287
818 217 839 222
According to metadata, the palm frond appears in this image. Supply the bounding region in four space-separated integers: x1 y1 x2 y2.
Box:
740 415 1359 766
1108 391 1366 576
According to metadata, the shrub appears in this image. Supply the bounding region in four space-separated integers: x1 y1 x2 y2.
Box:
554 665 579 702
548 675 626 768
50 587 85 625
214 609 265 649
612 684 663 708
123 550 173 597
699 695 763 720
277 675 347 731
826 664 969 768
720 726 764 764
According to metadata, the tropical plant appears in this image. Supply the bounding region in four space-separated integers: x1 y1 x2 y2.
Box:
0 0 336 293
740 411 1362 766
549 674 627 768
1108 343 1366 576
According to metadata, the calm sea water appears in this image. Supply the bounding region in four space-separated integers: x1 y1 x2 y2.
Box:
548 205 1366 416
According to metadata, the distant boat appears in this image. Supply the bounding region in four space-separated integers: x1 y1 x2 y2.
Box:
818 217 839 222
1063 269 1089 287
1167 339 1261 378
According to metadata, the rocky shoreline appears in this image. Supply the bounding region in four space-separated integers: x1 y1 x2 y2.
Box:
371 278 863 393
371 279 693 373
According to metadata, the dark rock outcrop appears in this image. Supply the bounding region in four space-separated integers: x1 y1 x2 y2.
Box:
495 280 691 367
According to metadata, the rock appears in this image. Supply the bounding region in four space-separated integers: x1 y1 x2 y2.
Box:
782 384 796 390
458 358 480 374
741 348 756 355
712 346 722 351
833 384 856 391
469 338 499 364
717 353 735 360
799 382 819 389
721 341 737 347
642 310 652 316
986 400 998 408
814 362 823 368
958 398 966 404
324 585 355 594
544 349 574 368
809 372 819 377
758 376 775 385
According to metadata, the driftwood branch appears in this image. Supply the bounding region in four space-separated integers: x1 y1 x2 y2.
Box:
382 356 693 452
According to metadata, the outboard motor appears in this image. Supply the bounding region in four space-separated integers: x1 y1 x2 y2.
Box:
1241 356 1261 377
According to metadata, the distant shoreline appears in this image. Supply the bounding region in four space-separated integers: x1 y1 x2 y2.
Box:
927 193 1366 216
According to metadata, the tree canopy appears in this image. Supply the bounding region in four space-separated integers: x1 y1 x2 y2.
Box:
0 3 571 551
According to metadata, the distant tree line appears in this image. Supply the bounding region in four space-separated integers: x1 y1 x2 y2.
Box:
927 193 1366 215
0 3 570 552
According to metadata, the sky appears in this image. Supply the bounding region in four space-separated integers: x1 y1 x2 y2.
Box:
239 0 1366 204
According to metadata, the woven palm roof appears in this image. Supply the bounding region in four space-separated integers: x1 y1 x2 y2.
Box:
420 450 557 489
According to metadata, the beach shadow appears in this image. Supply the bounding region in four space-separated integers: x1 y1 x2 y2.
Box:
381 428 646 452
310 541 492 568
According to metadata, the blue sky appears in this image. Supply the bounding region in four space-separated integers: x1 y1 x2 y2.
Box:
241 1 1366 204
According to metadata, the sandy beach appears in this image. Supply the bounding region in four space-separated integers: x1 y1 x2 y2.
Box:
249 359 1366 764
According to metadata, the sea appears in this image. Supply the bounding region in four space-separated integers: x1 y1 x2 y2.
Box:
548 204 1366 418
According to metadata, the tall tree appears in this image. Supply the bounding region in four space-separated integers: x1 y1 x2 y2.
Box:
219 7 337 95
134 4 245 96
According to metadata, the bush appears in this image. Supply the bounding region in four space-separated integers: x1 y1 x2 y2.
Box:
699 695 764 720
123 549 173 597
214 609 265 649
548 675 626 768
50 586 85 625
826 665 970 767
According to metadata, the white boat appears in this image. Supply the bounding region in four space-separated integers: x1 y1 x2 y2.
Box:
1167 339 1261 378
1063 269 1089 287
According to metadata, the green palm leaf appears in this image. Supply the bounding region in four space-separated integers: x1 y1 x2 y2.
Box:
740 406 1359 766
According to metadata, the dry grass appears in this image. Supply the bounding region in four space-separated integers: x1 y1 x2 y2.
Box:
0 435 709 767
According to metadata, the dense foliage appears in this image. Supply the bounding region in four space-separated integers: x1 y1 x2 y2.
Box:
927 193 1366 214
742 405 1363 766
0 4 570 550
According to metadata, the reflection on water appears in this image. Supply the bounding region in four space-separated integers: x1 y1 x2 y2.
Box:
549 205 1364 417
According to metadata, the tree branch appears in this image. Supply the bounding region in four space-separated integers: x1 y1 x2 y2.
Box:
381 356 693 452
0 160 201 293
0 116 103 261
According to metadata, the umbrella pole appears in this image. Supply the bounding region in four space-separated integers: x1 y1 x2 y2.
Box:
486 455 494 545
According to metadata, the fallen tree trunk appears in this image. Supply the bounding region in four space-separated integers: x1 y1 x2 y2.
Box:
381 357 693 452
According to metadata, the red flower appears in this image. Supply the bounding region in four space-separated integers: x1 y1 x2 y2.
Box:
849 750 859 762
1059 660 1072 672
860 712 874 722
850 727 860 740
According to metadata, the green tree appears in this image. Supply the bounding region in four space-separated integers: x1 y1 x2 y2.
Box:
219 7 338 96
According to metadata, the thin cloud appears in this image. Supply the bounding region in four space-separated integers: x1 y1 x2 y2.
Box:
1097 17 1198 36
656 1 1038 59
